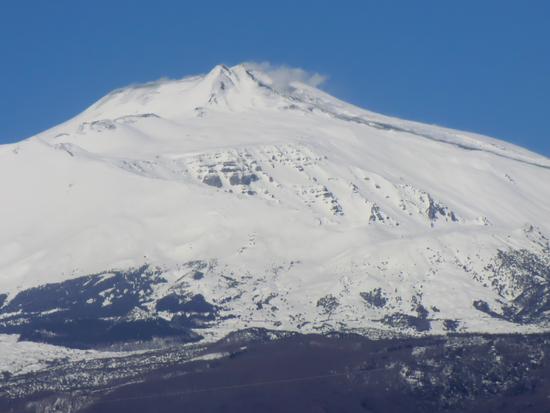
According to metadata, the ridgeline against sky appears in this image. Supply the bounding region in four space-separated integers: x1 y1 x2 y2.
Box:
0 0 549 156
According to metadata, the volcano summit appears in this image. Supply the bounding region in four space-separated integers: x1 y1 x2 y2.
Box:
1 64 550 411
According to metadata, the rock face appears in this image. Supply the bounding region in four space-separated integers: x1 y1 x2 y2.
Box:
0 63 550 386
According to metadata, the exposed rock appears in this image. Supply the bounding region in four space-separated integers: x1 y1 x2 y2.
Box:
202 174 223 188
360 288 388 308
382 312 431 332
443 319 460 331
316 295 339 315
156 293 218 314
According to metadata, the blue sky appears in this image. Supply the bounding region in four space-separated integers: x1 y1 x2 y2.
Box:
1 0 549 156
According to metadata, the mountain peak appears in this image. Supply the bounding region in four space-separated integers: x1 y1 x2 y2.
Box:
3 62 550 363
204 64 236 85
202 64 241 105
44 63 550 170
211 63 231 73
80 63 287 121
201 63 285 106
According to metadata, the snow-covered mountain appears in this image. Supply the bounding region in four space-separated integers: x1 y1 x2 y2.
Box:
1 63 550 353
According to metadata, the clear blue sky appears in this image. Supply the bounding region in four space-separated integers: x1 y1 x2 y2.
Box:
1 0 549 156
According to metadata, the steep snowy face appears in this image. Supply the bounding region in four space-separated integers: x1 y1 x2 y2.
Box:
1 64 550 344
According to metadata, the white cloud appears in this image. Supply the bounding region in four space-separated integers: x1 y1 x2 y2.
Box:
243 62 327 92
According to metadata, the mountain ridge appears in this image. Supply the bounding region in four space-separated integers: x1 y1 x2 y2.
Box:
1 64 550 353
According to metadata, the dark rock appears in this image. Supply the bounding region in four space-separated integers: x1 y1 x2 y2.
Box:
156 293 217 314
443 319 460 331
473 300 505 320
316 295 339 315
15 317 201 349
192 271 204 280
229 173 259 186
415 304 429 319
369 205 386 222
0 266 214 348
3 265 164 318
360 288 388 308
202 174 223 188
382 312 431 332
484 248 550 323
426 194 458 223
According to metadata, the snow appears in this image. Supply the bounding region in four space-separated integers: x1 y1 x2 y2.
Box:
0 63 549 339
0 334 133 376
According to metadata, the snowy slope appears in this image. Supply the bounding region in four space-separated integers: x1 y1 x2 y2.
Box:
1 64 550 347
